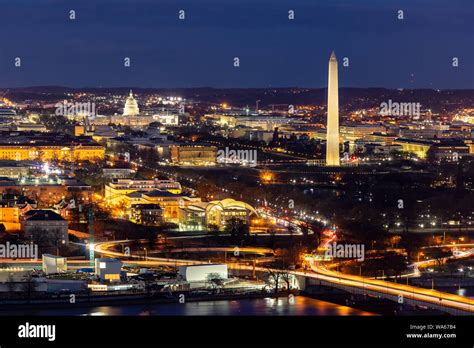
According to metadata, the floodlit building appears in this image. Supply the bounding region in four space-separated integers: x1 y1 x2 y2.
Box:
95 258 122 282
0 177 92 206
179 198 257 230
393 138 433 159
340 125 386 142
178 201 208 229
130 203 163 226
0 161 31 179
104 178 182 203
0 193 36 223
170 145 217 166
206 198 256 227
123 90 140 116
42 254 67 275
0 132 104 162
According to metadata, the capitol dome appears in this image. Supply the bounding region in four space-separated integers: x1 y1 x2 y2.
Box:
123 90 140 116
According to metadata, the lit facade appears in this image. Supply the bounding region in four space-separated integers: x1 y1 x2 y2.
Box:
170 145 217 166
104 179 182 203
123 90 140 116
326 51 340 166
179 198 257 230
0 145 104 162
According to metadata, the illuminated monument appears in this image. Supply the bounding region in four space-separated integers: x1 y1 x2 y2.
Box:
326 51 340 166
123 90 140 116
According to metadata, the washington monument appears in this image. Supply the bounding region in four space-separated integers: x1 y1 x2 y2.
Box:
326 51 340 166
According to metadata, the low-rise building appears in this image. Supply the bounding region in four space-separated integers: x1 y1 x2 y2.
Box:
0 193 36 223
170 145 217 166
42 254 67 275
178 264 228 282
95 258 122 282
179 198 257 230
427 142 470 162
393 138 433 159
104 178 182 203
0 132 105 162
102 168 136 179
0 160 31 179
22 210 68 244
130 204 163 226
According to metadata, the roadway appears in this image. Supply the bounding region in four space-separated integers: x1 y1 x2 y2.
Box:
93 239 474 314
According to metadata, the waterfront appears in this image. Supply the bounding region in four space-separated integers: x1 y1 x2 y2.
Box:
437 287 474 299
0 296 374 316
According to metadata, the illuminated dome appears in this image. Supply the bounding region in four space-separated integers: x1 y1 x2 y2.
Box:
123 90 140 116
206 198 258 216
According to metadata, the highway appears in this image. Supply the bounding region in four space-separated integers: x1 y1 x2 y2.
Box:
93 239 474 314
302 261 474 313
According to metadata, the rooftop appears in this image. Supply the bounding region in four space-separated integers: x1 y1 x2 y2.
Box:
24 209 65 221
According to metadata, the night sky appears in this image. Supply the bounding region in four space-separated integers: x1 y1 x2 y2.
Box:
0 0 472 89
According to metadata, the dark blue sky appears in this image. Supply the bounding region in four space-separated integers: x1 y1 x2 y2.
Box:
0 0 472 89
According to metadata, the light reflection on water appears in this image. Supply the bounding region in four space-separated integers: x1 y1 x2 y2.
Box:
0 296 375 316
435 286 474 299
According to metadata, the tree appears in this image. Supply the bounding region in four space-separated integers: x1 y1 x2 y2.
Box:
430 248 451 269
21 273 37 301
207 273 224 292
225 218 249 246
287 224 297 236
266 266 291 294
146 228 160 249
208 224 220 236
6 274 16 293
381 252 407 279
29 227 51 248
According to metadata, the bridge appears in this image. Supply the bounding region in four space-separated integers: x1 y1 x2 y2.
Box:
94 239 474 315
293 262 473 315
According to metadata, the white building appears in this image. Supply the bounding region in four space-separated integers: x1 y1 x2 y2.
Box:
156 113 179 126
123 90 140 116
178 264 228 282
42 254 67 275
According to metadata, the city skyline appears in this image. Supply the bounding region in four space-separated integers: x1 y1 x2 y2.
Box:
0 1 473 345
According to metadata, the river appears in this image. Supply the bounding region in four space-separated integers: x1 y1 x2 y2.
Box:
0 296 375 316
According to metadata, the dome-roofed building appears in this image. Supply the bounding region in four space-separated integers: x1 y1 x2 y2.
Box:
178 198 258 230
123 90 140 116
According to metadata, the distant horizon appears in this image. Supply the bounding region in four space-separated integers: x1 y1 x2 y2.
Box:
2 85 474 91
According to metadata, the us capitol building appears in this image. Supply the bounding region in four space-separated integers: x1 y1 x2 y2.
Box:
123 90 140 117
90 90 180 128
